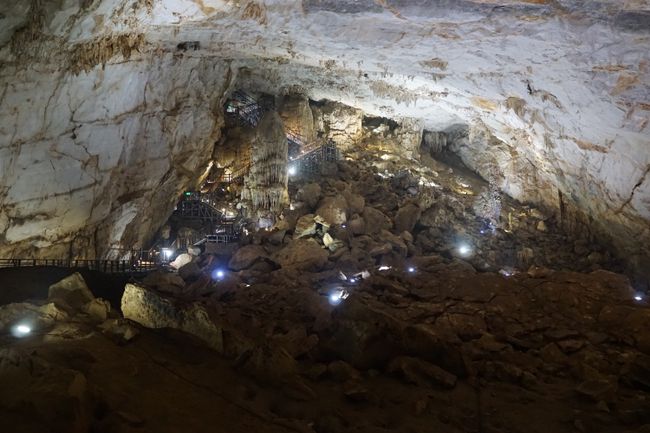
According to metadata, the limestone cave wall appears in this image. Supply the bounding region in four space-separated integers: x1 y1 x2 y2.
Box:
0 0 648 273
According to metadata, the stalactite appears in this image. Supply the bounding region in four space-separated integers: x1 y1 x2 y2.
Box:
241 111 289 216
422 131 448 154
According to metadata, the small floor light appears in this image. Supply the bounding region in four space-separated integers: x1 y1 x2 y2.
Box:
12 323 31 337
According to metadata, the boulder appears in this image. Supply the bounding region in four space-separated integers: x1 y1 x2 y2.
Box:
178 261 202 281
0 348 93 432
394 203 421 233
141 271 186 293
401 324 468 377
83 298 111 323
342 191 365 214
316 195 348 226
0 302 68 334
121 284 224 353
348 216 366 235
48 273 94 313
362 207 392 234
229 245 268 271
388 356 457 389
99 318 139 343
323 233 344 252
297 183 322 210
575 379 618 402
328 360 361 382
294 214 318 239
170 253 193 269
273 239 329 271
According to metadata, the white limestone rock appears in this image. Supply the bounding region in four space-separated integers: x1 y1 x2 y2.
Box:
121 283 224 353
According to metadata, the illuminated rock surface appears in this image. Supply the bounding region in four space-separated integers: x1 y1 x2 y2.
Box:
0 0 648 273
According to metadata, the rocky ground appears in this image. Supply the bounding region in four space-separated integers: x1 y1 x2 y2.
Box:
1 150 649 433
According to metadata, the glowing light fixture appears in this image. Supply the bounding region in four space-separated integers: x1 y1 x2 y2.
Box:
212 269 225 280
12 323 31 337
378 265 391 271
634 295 643 301
407 267 416 273
328 289 349 306
184 191 191 196
457 243 472 257
288 165 297 176
162 248 174 260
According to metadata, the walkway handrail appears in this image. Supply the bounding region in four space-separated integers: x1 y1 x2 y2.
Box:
0 258 157 273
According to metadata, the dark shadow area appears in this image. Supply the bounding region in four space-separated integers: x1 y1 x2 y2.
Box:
0 267 133 310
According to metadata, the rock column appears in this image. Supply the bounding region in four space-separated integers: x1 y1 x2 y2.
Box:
241 111 289 219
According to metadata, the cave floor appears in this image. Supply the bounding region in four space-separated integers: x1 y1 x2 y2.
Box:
1 264 649 433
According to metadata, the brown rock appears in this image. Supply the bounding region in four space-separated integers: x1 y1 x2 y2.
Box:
328 360 361 382
48 273 95 313
362 206 393 234
229 244 268 271
388 356 457 389
273 239 329 271
394 203 421 233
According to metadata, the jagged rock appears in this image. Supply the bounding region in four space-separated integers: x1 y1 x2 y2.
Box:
0 348 92 433
362 207 393 234
326 296 403 369
599 306 650 354
348 216 366 235
121 283 224 353
369 242 392 257
376 229 408 257
328 360 360 382
170 253 193 269
623 353 650 391
294 214 318 239
539 343 568 365
83 298 111 323
394 203 421 233
273 239 329 271
342 191 365 214
279 94 315 143
178 261 202 281
575 379 618 402
271 327 319 358
342 381 371 402
312 102 363 151
388 356 457 389
316 195 348 226
99 318 139 343
401 324 467 377
229 244 268 271
297 183 322 210
0 302 68 334
48 273 95 313
323 233 344 252
236 344 302 389
142 271 186 293
557 339 586 353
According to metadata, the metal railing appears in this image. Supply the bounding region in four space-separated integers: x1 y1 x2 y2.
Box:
292 140 340 176
0 258 158 273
